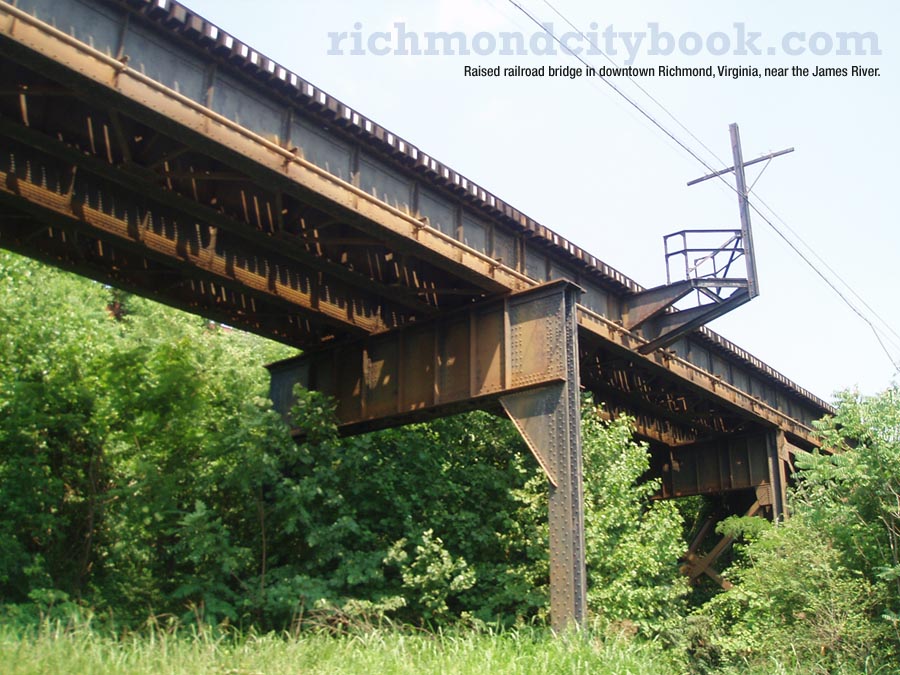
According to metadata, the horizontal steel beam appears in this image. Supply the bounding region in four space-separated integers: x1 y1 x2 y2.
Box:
659 431 773 499
575 308 819 445
0 5 530 296
268 280 574 449
0 210 317 343
0 114 439 319
0 152 385 336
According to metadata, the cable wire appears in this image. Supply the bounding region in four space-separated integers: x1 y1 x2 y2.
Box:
503 0 900 373
538 0 727 170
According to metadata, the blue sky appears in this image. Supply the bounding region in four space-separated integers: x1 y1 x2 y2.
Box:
185 0 899 402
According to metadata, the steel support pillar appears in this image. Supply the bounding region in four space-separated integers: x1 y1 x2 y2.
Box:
268 281 588 630
767 429 790 521
499 283 586 631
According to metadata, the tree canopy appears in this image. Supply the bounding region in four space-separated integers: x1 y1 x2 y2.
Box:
0 251 686 631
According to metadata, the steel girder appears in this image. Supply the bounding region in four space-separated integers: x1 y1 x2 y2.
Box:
268 281 588 630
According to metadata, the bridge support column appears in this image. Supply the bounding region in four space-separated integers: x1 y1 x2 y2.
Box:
267 280 587 631
499 284 586 631
767 430 790 522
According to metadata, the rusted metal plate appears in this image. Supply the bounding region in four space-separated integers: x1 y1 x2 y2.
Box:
268 281 575 434
662 433 771 498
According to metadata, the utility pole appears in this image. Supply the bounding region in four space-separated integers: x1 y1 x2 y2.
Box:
730 124 759 298
687 123 794 299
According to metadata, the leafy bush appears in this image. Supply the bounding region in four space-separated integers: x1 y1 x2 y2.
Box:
698 516 884 672
0 252 691 633
579 401 689 634
692 387 900 672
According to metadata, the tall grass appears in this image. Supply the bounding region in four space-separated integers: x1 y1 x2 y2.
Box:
1 618 688 675
5 617 895 675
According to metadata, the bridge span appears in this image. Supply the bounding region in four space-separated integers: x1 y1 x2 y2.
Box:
0 0 832 629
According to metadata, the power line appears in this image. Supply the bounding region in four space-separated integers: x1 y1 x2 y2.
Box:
538 0 726 171
745 199 900 371
502 0 900 373
504 0 727 181
750 193 900 350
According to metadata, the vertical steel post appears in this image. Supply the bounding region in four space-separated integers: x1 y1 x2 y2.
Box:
500 283 586 631
560 283 587 628
766 429 788 521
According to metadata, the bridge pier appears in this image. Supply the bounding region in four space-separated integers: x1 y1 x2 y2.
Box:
498 284 586 629
664 428 794 587
767 429 790 522
268 281 587 630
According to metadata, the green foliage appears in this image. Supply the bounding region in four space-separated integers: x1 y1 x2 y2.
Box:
385 529 475 622
0 251 296 624
692 387 900 672
0 251 691 634
800 388 900 611
579 400 689 634
698 517 883 672
273 403 545 627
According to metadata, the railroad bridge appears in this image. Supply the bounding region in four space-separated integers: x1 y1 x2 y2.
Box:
0 0 833 630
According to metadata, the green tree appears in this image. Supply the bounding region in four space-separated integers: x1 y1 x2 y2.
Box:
694 387 900 672
0 254 117 603
0 251 295 622
580 400 688 633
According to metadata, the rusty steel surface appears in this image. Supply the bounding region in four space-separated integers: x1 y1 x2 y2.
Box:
659 432 772 499
270 282 588 630
0 0 832 443
268 281 573 440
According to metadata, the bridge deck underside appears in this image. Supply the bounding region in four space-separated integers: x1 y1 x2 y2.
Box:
0 5 822 450
0 59 497 344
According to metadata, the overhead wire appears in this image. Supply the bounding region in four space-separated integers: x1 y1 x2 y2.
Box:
538 0 727 171
750 192 900 350
503 0 900 373
541 0 900 356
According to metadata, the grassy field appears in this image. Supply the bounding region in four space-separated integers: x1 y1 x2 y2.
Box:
4 619 891 675
2 620 690 675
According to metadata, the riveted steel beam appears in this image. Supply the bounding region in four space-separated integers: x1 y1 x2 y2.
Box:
0 5 529 296
0 114 439 319
268 280 572 437
575 308 820 445
0 209 316 343
660 431 773 499
658 427 792 523
268 280 587 630
499 282 586 631
0 148 393 336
